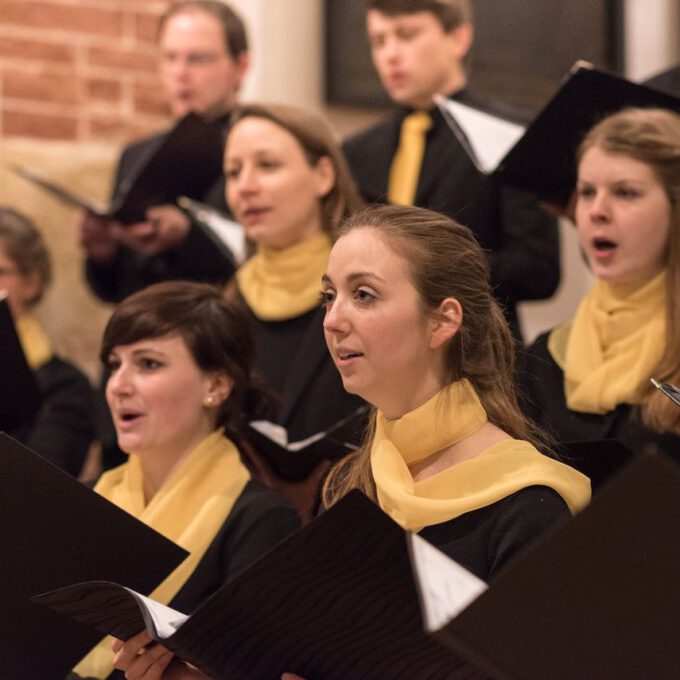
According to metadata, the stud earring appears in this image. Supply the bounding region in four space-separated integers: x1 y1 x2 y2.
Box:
204 396 215 407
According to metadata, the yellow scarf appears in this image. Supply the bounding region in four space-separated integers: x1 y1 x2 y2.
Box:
371 381 590 532
73 430 250 679
15 313 52 368
236 233 331 321
549 271 666 414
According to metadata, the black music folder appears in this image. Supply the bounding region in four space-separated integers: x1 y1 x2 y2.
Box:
0 295 42 431
432 452 680 680
246 405 369 480
12 112 224 224
437 61 680 208
562 438 635 490
0 433 188 680
35 491 485 680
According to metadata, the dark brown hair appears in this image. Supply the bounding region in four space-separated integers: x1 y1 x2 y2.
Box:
578 107 680 435
323 204 546 506
367 0 472 30
100 281 267 432
158 1 248 60
0 206 52 306
228 103 365 237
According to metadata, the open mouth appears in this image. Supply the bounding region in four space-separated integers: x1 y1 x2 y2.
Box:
338 351 364 360
593 237 617 252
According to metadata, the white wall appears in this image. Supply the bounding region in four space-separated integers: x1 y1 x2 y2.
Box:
229 0 324 109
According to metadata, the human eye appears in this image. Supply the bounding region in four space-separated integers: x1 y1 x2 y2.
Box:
138 357 163 371
224 164 240 180
319 288 336 307
355 287 377 305
396 25 420 41
576 183 595 199
186 52 218 66
614 185 640 199
258 157 281 171
106 356 121 372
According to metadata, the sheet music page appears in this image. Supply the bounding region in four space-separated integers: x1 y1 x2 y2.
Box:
434 95 526 174
248 420 326 451
178 196 247 264
130 590 189 639
409 533 488 632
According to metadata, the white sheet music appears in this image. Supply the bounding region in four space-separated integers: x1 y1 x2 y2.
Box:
434 95 526 174
409 533 488 632
128 590 189 639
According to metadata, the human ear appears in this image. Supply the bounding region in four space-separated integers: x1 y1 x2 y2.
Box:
313 156 336 199
449 22 473 61
204 372 234 408
429 297 462 349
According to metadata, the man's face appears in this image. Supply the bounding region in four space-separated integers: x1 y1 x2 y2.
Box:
367 10 470 109
159 9 248 118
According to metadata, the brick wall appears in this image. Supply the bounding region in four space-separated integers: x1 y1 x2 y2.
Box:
0 0 175 144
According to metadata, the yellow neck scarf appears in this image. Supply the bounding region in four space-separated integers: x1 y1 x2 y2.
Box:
74 429 250 679
15 313 52 369
388 110 433 205
371 381 590 532
549 271 666 414
236 233 331 321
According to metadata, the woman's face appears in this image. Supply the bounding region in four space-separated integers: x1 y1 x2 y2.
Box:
576 146 672 287
105 333 230 460
224 117 334 250
322 227 449 418
0 244 41 317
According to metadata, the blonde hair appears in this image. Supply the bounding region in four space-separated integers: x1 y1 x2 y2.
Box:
322 204 548 506
578 107 680 435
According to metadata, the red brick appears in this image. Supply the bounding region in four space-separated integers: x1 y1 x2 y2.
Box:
88 113 159 143
133 80 170 117
88 46 158 73
134 11 164 43
3 108 78 140
3 68 79 105
1 2 124 38
86 77 122 103
0 36 76 63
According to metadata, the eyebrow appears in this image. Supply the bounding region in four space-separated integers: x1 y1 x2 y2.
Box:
322 271 387 285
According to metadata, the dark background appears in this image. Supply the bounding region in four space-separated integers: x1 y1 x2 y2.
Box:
325 0 625 117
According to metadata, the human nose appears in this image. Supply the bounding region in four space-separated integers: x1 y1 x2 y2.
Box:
234 165 259 195
322 296 350 336
587 190 611 223
106 363 134 399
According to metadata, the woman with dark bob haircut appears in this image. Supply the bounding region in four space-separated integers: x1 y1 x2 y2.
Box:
71 281 299 680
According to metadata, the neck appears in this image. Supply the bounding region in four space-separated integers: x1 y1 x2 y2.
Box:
136 424 216 504
379 372 447 420
408 68 466 111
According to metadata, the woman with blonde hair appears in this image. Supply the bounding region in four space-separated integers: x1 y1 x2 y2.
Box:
521 107 680 466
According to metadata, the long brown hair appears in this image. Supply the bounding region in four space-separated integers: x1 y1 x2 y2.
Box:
577 107 680 435
228 103 364 237
322 204 547 506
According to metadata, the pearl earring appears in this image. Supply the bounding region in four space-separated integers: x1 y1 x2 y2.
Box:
204 396 214 407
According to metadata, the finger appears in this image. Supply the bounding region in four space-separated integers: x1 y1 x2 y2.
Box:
111 631 153 669
126 645 174 680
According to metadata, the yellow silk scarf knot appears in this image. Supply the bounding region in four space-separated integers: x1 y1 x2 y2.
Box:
371 381 590 531
549 271 666 414
15 313 53 369
73 429 250 679
236 233 331 321
388 110 433 205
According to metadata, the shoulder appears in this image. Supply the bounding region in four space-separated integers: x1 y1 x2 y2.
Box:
228 480 301 532
34 356 92 393
342 112 400 155
118 127 170 165
486 486 569 573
